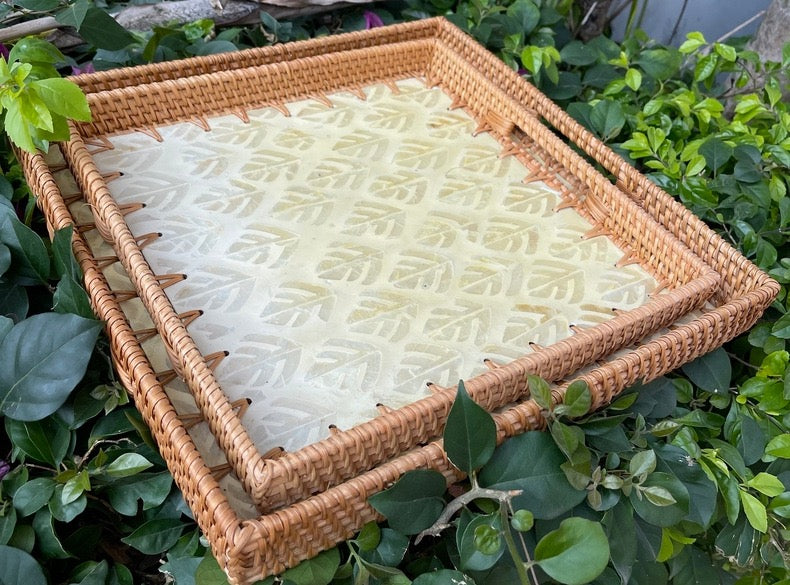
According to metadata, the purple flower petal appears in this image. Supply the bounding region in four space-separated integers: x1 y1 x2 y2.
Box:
0 460 10 481
0 44 9 62
364 11 384 29
71 62 96 76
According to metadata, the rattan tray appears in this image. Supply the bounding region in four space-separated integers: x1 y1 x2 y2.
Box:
18 18 777 585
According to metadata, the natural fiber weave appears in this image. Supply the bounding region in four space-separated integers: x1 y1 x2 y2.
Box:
19 18 777 585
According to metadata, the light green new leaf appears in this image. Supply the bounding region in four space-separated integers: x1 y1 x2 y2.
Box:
746 472 785 496
105 453 154 479
629 450 657 478
554 380 591 418
444 380 496 474
534 518 610 585
765 433 790 458
739 490 767 532
527 374 553 411
31 77 91 121
0 313 101 420
2 99 37 153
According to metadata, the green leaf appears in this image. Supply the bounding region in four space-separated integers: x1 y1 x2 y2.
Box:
0 282 28 322
527 374 553 411
4 418 70 466
162 556 204 585
769 492 790 518
55 0 90 28
368 469 446 535
62 469 90 504
554 380 590 418
713 43 737 62
739 490 767 532
560 41 597 66
0 244 10 276
444 380 496 474
478 431 586 519
0 507 17 546
629 450 657 478
634 49 681 80
0 545 47 585
0 213 50 284
13 477 55 517
53 274 94 319
105 453 153 479
2 100 37 153
629 472 689 527
534 518 609 585
413 570 476 585
106 472 173 516
505 0 540 36
32 509 70 560
765 433 790 458
625 68 642 91
14 0 59 10
361 528 408 567
121 518 185 554
772 313 790 339
78 7 136 51
698 137 733 172
668 547 719 585
72 560 109 585
457 513 504 571
355 522 381 552
281 548 339 585
31 78 91 122
0 316 12 343
715 515 758 567
680 348 731 393
49 484 87 523
604 502 637 585
590 100 625 141
0 313 102 420
746 472 785 496
511 509 533 532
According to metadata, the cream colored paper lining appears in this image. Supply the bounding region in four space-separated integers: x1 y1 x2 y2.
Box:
88 79 656 454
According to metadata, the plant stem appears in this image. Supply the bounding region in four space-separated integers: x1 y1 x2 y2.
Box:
499 501 533 585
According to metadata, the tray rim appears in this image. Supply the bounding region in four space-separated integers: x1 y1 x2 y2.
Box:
17 16 779 585
60 38 721 511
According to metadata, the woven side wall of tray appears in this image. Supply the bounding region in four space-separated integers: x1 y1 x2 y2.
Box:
61 36 720 512
18 17 778 585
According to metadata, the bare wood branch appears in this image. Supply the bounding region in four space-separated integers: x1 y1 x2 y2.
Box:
0 16 58 43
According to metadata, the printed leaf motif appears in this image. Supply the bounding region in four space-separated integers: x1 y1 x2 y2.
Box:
332 130 389 160
393 344 463 392
306 158 367 190
598 271 654 305
425 302 490 344
147 216 220 255
261 282 335 326
459 257 522 296
364 104 416 131
272 188 334 224
316 244 382 284
348 292 417 342
503 185 558 215
425 111 474 139
306 340 382 389
389 250 453 293
226 225 298 265
459 144 506 175
172 271 255 312
342 202 405 238
529 263 586 303
225 334 302 386
480 217 537 253
370 171 429 204
438 176 496 210
274 128 316 150
240 149 301 182
416 213 479 248
393 139 450 171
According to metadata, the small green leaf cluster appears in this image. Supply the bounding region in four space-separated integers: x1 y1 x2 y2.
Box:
0 38 91 152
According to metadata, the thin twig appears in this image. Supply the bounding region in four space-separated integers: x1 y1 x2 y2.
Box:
415 487 523 543
0 16 59 43
580 1 598 27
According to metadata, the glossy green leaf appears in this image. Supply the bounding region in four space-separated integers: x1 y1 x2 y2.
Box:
32 508 71 560
560 40 597 66
590 99 625 141
0 507 17 546
668 547 719 585
105 453 153 479
604 502 637 585
715 515 759 567
121 518 185 554
534 517 609 585
0 313 102 420
0 282 29 323
107 472 173 516
355 521 381 552
444 380 496 474
368 469 446 535
53 274 95 319
629 450 657 478
457 513 503 571
698 137 733 172
0 213 50 284
739 490 767 532
769 492 790 518
505 0 540 35
554 380 590 418
31 78 91 122
360 528 408 567
527 374 553 411
72 560 109 585
630 472 689 527
0 244 10 276
62 469 90 504
765 433 790 458
4 418 70 466
634 48 681 80
49 485 87 523
0 545 47 585
162 556 204 585
413 570 476 585
746 472 785 496
511 509 533 532
479 431 586 519
78 7 136 50
55 0 90 28
13 477 55 517
680 348 731 393
281 548 339 585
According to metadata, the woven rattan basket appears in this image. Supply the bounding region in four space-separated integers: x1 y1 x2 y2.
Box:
18 18 778 585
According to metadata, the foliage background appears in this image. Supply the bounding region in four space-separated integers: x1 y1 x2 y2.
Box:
0 1 789 584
